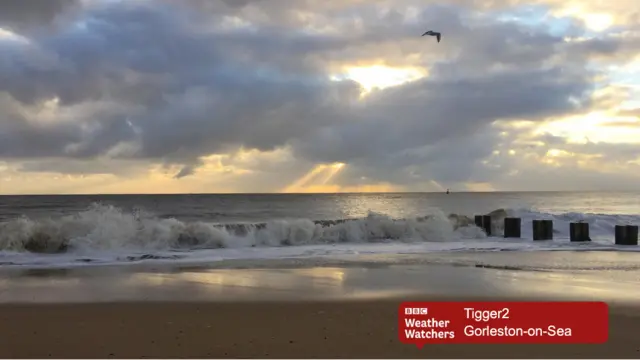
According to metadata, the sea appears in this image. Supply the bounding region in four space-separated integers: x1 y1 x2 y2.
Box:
1 191 640 270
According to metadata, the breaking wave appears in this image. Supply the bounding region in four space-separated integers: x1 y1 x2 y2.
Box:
0 203 487 254
0 203 639 268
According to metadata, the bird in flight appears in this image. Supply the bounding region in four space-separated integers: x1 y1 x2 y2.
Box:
421 30 441 43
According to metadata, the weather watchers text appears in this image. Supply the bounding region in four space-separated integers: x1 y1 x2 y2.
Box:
398 302 608 346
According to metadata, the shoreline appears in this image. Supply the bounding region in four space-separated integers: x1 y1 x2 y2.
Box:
0 262 638 305
1 249 639 271
0 256 638 357
0 256 639 305
1 299 638 358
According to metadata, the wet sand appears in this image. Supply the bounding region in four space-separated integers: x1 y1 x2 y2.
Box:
0 300 639 358
0 258 639 358
1 257 639 304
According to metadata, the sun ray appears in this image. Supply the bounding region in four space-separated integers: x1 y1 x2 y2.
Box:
318 163 345 185
282 164 328 193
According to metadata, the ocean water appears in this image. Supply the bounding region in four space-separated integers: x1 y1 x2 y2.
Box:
0 192 640 269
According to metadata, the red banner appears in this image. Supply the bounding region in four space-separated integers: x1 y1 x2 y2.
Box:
398 301 608 347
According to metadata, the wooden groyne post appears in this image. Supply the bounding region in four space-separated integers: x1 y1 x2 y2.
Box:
615 225 639 246
532 220 553 240
503 217 521 238
474 215 492 236
470 216 637 245
569 222 591 242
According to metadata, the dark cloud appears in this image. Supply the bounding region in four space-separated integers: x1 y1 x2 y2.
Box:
329 126 504 190
0 0 81 32
559 141 640 162
0 1 360 163
478 129 640 188
16 158 145 176
0 0 637 189
494 164 640 191
173 164 197 179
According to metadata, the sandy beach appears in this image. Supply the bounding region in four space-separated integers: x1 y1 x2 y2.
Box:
0 254 639 358
0 300 638 358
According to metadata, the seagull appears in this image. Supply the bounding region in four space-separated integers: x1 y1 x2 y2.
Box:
421 30 441 43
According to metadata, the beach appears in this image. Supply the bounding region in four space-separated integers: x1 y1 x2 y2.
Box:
0 256 639 358
3 0 640 351
1 193 639 358
1 300 639 358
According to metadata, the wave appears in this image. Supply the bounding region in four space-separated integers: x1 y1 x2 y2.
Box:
0 203 490 254
0 203 639 270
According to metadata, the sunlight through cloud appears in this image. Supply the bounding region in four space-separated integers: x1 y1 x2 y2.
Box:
331 65 426 96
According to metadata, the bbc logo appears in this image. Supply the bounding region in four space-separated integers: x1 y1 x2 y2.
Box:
405 307 428 315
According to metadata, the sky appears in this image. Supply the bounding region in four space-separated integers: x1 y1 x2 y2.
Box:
0 0 639 194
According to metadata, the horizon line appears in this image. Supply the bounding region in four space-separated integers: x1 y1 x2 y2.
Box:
0 190 636 196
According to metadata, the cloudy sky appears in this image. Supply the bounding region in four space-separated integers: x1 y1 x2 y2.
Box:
1 0 639 194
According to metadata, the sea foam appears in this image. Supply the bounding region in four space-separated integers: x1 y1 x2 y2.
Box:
0 203 639 268
0 203 486 253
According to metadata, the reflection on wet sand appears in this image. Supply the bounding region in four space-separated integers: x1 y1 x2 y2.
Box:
130 267 347 290
0 262 638 304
